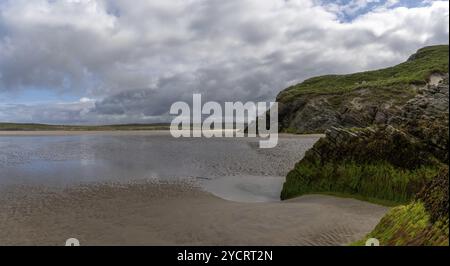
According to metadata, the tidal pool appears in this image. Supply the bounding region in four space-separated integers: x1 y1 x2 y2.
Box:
0 131 320 202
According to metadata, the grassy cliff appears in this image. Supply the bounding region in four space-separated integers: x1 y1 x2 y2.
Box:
280 45 449 245
277 45 449 133
281 76 448 205
278 45 448 102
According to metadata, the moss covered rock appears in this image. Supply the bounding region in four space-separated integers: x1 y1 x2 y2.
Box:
281 125 443 204
354 167 448 246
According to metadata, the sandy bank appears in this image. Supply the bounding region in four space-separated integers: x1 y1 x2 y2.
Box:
0 181 387 246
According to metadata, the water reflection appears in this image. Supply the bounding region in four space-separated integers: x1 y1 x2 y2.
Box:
0 132 319 202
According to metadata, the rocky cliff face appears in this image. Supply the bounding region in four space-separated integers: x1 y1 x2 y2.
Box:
277 45 449 133
281 67 449 246
277 86 411 133
282 77 449 202
389 75 449 162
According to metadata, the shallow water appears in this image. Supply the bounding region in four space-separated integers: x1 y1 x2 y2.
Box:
0 132 320 202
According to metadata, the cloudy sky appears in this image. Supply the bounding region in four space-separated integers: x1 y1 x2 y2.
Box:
0 0 448 124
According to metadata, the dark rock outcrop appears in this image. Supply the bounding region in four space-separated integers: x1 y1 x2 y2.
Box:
282 76 448 201
277 87 409 133
308 125 440 169
281 124 444 203
390 75 449 162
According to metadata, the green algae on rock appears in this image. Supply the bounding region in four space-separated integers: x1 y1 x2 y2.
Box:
280 125 443 204
354 167 449 246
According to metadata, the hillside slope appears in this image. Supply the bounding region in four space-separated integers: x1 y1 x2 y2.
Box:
281 52 449 245
277 45 449 133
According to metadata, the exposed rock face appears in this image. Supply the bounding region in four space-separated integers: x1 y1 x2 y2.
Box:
390 75 449 162
278 87 410 133
313 125 440 168
278 76 447 134
284 75 449 161
280 46 449 246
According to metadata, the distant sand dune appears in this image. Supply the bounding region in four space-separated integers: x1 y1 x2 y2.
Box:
0 181 388 246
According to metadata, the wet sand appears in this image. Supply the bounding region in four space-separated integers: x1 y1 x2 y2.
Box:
0 132 321 201
0 181 388 246
0 132 385 245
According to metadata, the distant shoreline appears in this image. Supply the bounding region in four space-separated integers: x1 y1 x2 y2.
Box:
0 130 169 136
0 130 325 138
0 123 171 131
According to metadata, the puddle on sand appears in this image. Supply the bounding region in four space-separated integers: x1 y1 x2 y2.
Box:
200 175 284 203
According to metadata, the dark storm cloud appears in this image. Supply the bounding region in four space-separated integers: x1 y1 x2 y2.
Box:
0 0 448 124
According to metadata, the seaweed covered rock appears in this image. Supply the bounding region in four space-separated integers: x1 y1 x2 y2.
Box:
416 167 449 224
281 125 443 203
355 167 449 246
306 125 440 168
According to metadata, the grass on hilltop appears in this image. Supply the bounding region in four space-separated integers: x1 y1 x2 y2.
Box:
277 45 449 103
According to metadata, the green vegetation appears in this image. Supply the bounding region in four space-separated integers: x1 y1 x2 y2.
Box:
281 161 440 205
353 167 449 246
353 202 448 246
281 126 445 205
277 45 449 103
0 123 170 131
278 45 449 246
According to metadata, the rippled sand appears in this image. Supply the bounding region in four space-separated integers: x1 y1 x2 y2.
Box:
0 181 388 246
0 132 387 245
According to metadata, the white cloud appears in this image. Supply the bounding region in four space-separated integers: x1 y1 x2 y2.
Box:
79 97 95 103
0 0 448 124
